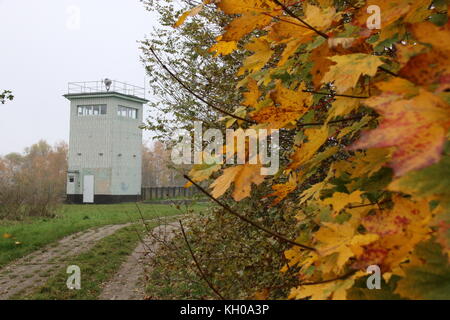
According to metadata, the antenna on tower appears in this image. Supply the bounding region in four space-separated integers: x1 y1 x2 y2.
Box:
104 78 112 92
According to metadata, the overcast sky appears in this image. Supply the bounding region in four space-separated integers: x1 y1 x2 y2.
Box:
0 0 159 155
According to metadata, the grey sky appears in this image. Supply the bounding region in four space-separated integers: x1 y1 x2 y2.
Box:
0 0 158 155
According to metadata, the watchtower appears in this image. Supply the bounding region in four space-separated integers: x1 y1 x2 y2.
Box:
64 79 148 203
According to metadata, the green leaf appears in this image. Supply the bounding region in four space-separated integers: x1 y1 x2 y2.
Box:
395 240 450 300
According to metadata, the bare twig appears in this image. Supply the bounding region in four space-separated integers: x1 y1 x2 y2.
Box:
272 0 329 39
183 175 317 252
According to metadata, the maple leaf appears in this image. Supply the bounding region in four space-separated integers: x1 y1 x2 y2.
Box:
242 78 260 107
289 126 328 170
310 42 334 89
395 240 450 300
321 190 364 215
348 148 393 179
400 21 450 92
222 13 272 42
187 162 222 183
251 82 311 129
326 96 361 122
350 89 450 177
354 0 412 30
358 196 432 272
289 277 356 300
313 222 379 272
210 164 264 201
2 233 12 239
268 4 338 42
237 36 273 75
217 0 276 14
265 173 297 206
388 155 450 200
173 4 204 28
209 39 238 56
321 54 384 93
299 181 327 204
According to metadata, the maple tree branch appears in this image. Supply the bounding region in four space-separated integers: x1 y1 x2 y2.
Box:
183 175 317 252
179 219 226 300
298 115 366 128
272 0 329 39
303 90 369 99
149 47 255 124
378 66 398 77
262 12 310 30
300 270 358 286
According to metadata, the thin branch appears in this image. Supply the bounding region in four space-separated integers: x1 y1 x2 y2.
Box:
183 175 317 252
300 270 358 286
179 219 226 300
149 47 255 124
303 90 369 99
272 0 329 39
298 115 367 128
379 66 398 77
262 12 310 30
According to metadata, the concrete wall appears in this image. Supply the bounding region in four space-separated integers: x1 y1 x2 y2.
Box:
66 93 144 198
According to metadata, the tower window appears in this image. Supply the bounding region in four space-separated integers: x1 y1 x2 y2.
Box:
77 104 107 116
69 176 75 183
118 105 138 119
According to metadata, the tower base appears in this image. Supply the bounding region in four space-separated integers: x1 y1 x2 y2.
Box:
66 194 141 204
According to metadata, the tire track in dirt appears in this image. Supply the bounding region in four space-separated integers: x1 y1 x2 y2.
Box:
0 223 131 300
99 222 179 300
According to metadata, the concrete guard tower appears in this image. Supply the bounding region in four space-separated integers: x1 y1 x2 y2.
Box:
64 79 148 204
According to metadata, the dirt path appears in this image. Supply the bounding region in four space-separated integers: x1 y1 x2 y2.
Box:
0 223 131 300
99 223 179 300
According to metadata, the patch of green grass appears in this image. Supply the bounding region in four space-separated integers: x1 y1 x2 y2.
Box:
0 202 210 268
18 223 152 300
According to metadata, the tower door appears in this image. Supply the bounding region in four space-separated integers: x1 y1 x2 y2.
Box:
83 175 95 203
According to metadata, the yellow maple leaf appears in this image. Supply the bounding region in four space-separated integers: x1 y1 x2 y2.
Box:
289 126 328 170
374 77 419 98
237 36 273 75
217 0 276 14
355 0 412 30
321 54 384 93
173 4 204 28
289 277 356 300
2 233 12 239
222 12 272 42
321 190 364 215
315 222 379 271
242 78 260 107
209 39 238 56
326 96 361 122
251 82 311 128
210 164 265 201
265 173 297 206
300 181 327 204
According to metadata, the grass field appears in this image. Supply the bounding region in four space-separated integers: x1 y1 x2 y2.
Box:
18 224 149 300
0 202 209 268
